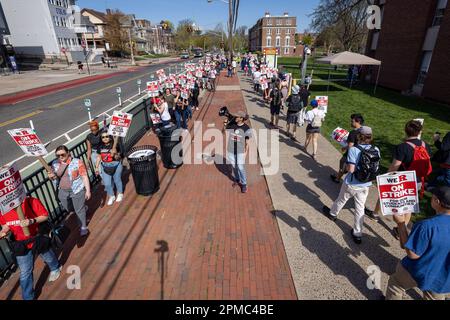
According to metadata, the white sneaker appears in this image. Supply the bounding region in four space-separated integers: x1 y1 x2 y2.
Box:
116 193 124 203
107 196 116 206
48 266 62 282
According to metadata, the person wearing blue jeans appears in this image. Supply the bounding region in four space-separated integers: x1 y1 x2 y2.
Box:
225 110 252 193
0 197 62 300
174 96 189 129
95 134 124 206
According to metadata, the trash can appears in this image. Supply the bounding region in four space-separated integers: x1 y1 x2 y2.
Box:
127 145 160 196
157 125 183 169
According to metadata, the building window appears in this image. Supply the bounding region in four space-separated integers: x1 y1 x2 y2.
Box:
432 8 446 26
276 28 280 35
276 37 281 47
277 19 282 26
267 37 272 47
286 28 291 34
285 37 290 46
286 19 291 25
267 19 272 26
284 47 289 54
416 51 433 85
267 28 271 35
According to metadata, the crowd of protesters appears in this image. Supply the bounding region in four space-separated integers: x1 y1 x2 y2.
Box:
241 52 449 300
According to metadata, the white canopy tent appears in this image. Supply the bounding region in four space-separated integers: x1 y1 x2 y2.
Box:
316 51 382 94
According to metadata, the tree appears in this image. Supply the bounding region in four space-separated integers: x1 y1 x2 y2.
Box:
233 26 248 53
104 9 129 55
310 0 370 52
174 19 195 51
302 34 314 47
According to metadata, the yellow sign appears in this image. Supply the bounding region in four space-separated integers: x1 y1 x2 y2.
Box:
264 48 277 55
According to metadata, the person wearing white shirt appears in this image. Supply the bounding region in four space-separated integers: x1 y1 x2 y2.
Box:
253 70 262 93
155 96 171 126
304 99 325 161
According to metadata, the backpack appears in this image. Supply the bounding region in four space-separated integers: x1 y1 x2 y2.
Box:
404 141 432 197
288 95 302 113
311 110 323 128
353 145 380 183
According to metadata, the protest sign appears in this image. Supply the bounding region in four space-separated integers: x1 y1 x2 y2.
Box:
196 69 203 78
156 69 167 82
8 128 48 157
108 111 133 138
0 163 26 216
331 127 349 147
147 81 160 97
377 171 419 216
149 113 162 125
316 96 329 113
181 88 189 100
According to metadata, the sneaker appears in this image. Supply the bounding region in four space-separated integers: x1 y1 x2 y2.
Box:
365 208 379 221
322 206 337 222
330 174 341 184
350 229 362 244
241 185 248 193
107 196 116 206
48 266 62 282
116 193 124 203
80 227 89 237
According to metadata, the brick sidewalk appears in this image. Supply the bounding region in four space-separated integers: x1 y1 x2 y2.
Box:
0 71 297 300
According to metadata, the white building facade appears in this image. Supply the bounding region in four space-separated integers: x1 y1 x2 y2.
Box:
1 0 90 60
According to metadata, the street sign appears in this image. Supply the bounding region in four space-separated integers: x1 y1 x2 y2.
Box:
84 98 92 108
116 87 122 94
137 79 142 85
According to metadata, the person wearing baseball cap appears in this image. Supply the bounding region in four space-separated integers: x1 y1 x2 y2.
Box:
386 186 450 300
304 99 325 161
226 110 252 193
323 126 381 244
285 85 303 142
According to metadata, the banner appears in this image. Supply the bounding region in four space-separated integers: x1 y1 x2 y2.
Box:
0 163 26 215
8 128 48 157
316 96 328 113
147 81 160 97
108 111 133 138
377 171 419 216
331 127 349 147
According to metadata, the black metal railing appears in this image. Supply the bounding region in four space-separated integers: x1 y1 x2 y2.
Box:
0 97 152 284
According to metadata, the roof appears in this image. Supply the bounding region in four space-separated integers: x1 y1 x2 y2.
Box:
81 8 107 22
316 51 381 66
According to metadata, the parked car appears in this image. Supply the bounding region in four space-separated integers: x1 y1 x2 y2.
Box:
180 52 190 59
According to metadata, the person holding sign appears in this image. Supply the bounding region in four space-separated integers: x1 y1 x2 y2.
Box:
95 134 124 206
154 96 171 127
0 197 62 300
322 127 381 244
49 146 91 237
86 121 105 170
385 186 450 300
174 93 189 130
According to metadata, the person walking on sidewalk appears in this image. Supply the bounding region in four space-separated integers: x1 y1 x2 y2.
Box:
232 59 237 75
269 80 283 128
0 197 62 300
385 186 450 300
95 134 124 206
226 110 252 194
322 127 381 244
253 68 261 93
154 96 171 127
208 68 217 92
303 100 325 161
174 94 189 130
285 85 303 142
48 146 91 237
330 114 364 183
86 120 105 171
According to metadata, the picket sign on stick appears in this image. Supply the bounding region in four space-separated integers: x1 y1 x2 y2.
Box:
0 163 29 236
307 69 314 91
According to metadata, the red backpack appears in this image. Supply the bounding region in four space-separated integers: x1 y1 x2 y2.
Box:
404 141 432 197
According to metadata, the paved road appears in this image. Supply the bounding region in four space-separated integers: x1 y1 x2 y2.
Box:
0 59 196 167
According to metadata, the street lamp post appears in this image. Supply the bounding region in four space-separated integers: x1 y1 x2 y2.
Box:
207 0 234 61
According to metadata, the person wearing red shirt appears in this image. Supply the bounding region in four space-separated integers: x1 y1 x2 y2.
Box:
0 197 61 300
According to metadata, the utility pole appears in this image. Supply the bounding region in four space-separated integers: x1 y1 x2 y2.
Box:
128 28 136 66
228 0 233 62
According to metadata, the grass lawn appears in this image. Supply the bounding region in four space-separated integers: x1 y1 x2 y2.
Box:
278 56 450 220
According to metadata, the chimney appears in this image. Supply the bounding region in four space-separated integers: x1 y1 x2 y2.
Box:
265 12 270 17
106 8 112 15
284 12 289 17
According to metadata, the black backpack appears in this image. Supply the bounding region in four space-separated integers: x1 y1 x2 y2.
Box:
353 145 380 182
288 94 302 113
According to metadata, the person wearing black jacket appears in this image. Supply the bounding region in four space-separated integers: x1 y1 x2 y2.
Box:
285 85 302 142
430 131 450 187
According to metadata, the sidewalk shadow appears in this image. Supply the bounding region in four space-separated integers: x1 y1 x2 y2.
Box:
251 114 274 130
282 173 326 210
214 155 235 183
275 210 384 299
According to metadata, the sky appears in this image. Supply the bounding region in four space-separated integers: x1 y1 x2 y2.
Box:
77 0 320 32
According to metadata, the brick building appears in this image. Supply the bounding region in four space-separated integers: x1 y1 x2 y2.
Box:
249 12 297 56
366 0 450 105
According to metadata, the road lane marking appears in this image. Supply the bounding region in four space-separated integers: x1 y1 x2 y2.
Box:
0 110 43 128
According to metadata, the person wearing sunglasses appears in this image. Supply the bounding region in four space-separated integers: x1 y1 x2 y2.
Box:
95 134 124 206
48 146 91 237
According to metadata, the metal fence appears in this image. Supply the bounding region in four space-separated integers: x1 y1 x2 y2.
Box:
0 97 153 285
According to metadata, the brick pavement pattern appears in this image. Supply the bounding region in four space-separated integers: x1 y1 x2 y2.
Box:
0 72 297 300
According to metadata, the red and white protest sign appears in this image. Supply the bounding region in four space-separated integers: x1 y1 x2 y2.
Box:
8 128 48 157
195 69 203 78
331 127 349 147
147 81 160 97
260 77 268 90
181 88 189 100
316 96 329 113
156 68 166 79
164 79 174 89
0 163 26 215
377 171 419 216
149 113 162 125
108 111 133 138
